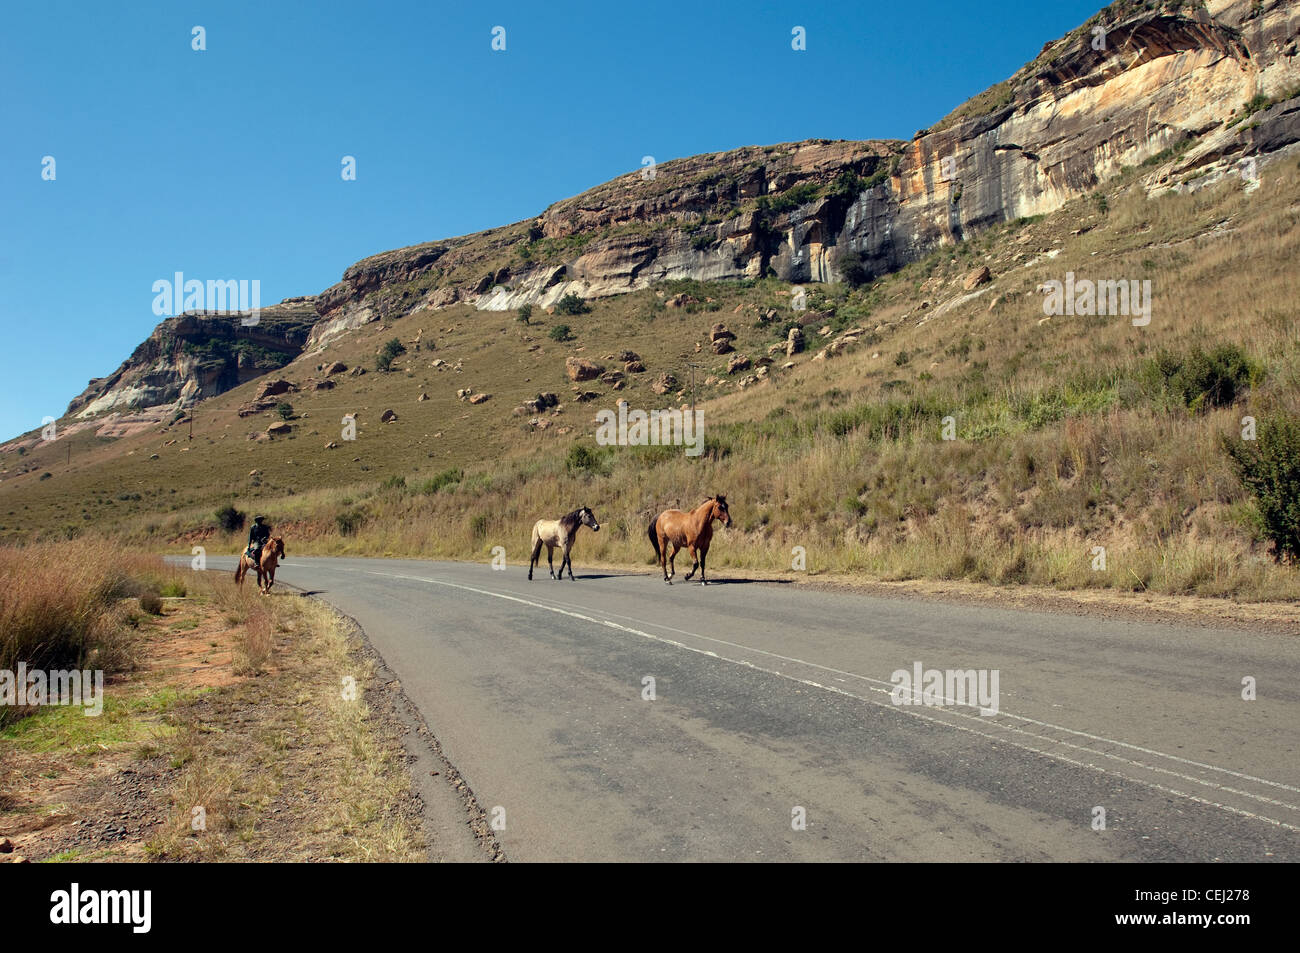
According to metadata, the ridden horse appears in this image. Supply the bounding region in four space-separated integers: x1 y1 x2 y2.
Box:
648 495 731 585
235 536 285 594
529 507 600 580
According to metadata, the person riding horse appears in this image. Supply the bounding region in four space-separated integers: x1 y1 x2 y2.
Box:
245 515 271 565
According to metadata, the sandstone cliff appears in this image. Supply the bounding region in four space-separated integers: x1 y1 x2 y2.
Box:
65 300 317 417
306 0 1299 352
68 0 1300 413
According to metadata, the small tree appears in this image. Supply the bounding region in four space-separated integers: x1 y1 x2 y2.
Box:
376 337 406 372
1223 412 1300 561
549 324 573 342
556 293 589 315
517 304 533 325
275 401 294 421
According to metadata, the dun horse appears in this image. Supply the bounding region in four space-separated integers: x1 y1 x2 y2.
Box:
529 507 600 580
235 536 285 594
648 495 731 585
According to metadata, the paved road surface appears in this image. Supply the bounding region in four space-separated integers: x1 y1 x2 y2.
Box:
200 555 1300 862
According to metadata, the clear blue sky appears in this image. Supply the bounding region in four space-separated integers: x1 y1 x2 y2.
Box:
0 0 1103 441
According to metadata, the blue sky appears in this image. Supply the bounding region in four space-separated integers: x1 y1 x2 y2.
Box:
0 0 1104 441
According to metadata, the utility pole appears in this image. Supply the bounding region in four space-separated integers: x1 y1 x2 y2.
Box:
686 362 703 413
189 414 193 441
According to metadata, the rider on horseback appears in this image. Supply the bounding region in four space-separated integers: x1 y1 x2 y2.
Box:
245 515 271 564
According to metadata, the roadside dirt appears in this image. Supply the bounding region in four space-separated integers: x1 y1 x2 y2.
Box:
0 583 485 862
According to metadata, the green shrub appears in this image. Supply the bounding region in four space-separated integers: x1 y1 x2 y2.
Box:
556 293 589 315
335 509 364 536
549 324 573 342
1150 344 1259 412
215 504 245 533
139 591 164 615
566 444 606 473
159 580 187 598
1223 412 1300 561
275 402 294 421
419 467 463 494
376 337 407 372
836 247 873 288
379 474 407 492
516 304 533 324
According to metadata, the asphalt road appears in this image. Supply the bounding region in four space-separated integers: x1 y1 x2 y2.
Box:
202 554 1300 862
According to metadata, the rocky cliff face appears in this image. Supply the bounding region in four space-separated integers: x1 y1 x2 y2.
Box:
69 0 1300 413
65 300 317 418
306 0 1299 351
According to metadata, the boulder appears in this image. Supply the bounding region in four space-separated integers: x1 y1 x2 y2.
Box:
256 379 294 399
666 293 697 308
709 323 736 342
468 393 491 404
266 422 292 436
711 339 734 355
380 409 398 422
323 361 348 376
786 326 805 356
651 372 678 395
727 354 752 375
624 360 646 373
963 265 992 290
565 357 604 382
618 350 641 363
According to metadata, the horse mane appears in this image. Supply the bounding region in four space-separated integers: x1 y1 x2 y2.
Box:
560 508 585 532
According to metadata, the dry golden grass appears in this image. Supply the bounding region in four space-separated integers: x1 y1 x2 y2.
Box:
7 155 1300 603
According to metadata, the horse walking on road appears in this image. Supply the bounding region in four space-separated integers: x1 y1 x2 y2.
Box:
235 536 285 594
529 507 600 580
648 495 731 585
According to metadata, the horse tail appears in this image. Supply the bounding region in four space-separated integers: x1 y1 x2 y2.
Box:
647 514 661 559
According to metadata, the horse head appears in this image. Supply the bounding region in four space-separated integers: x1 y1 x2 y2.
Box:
578 507 600 532
711 495 731 528
271 536 285 558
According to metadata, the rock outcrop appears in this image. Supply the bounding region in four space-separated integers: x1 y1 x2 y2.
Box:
60 1 1300 419
66 300 316 418
300 0 1299 350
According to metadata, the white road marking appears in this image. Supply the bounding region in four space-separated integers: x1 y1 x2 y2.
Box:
217 557 1299 835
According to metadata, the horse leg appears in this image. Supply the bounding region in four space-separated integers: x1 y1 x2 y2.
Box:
684 544 699 581
658 531 670 582
563 544 575 581
547 544 556 579
667 542 681 584
529 538 543 580
698 546 709 585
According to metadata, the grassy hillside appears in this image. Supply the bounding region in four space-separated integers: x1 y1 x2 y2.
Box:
5 156 1300 600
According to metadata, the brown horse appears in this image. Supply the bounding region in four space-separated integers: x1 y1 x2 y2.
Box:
235 536 285 594
648 496 731 585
